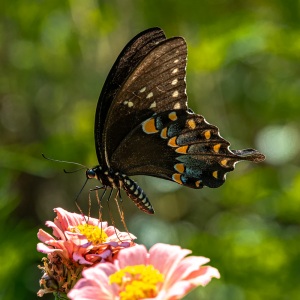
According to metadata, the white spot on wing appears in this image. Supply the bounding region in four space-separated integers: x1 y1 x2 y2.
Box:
150 101 156 108
124 100 133 107
146 92 153 99
172 68 178 74
174 59 179 63
173 102 181 109
172 90 179 97
139 87 146 93
171 78 178 85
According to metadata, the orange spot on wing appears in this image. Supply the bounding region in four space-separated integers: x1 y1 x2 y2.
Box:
220 159 228 166
142 118 158 134
160 127 168 139
204 130 211 139
195 180 202 188
187 119 196 129
168 111 177 121
175 145 188 154
212 171 218 179
168 136 178 147
213 144 221 153
174 163 185 173
172 173 183 184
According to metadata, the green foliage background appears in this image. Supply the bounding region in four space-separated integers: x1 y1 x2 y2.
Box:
1 0 299 299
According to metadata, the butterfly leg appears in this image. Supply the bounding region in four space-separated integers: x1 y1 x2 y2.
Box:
84 185 106 223
94 186 108 223
113 189 131 240
104 189 124 241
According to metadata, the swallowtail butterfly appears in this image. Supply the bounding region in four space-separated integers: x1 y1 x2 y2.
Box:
86 27 265 214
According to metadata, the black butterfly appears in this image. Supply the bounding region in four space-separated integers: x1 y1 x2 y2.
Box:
86 27 265 214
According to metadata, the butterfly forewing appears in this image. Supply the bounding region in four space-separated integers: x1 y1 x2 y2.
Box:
95 27 167 166
103 37 188 165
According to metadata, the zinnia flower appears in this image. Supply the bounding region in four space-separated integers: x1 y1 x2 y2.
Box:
37 207 136 297
68 243 220 300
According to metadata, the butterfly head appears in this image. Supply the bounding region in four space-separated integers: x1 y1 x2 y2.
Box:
86 165 117 188
86 167 101 181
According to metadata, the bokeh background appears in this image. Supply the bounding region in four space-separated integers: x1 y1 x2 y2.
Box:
1 0 299 299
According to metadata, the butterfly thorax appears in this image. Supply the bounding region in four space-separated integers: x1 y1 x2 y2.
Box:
86 166 120 188
86 166 154 214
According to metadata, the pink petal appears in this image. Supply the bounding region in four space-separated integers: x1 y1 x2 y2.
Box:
118 244 148 268
54 207 85 230
68 263 118 300
83 262 117 279
184 266 221 285
106 228 136 242
165 266 220 299
37 242 62 254
64 231 90 246
37 229 56 243
149 243 191 280
166 256 210 287
87 219 108 229
164 280 197 299
68 278 110 300
73 252 93 265
45 220 66 240
54 208 108 231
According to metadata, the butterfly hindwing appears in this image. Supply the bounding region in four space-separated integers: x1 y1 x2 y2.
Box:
110 109 264 189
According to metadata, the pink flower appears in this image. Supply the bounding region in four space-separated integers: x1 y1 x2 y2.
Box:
37 207 136 297
68 243 220 300
38 207 135 264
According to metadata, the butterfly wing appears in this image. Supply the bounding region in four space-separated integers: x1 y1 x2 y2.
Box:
95 27 167 166
110 109 265 189
97 28 265 190
102 36 187 165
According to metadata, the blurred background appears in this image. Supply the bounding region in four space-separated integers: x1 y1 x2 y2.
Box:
1 0 299 299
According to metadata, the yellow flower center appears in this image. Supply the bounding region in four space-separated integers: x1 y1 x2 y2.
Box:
109 264 164 300
70 224 108 245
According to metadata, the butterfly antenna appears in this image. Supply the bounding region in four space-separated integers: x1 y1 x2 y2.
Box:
42 153 88 169
63 167 86 174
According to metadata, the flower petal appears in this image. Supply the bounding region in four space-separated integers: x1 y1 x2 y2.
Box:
68 263 118 300
165 266 220 299
45 220 66 240
37 229 56 243
117 244 148 268
54 207 86 231
166 256 210 287
149 243 191 281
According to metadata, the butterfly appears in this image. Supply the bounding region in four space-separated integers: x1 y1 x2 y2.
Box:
86 27 265 214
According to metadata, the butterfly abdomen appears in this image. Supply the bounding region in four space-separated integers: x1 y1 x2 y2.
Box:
87 167 154 214
119 173 154 214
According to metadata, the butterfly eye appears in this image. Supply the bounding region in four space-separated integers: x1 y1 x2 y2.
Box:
86 169 97 179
